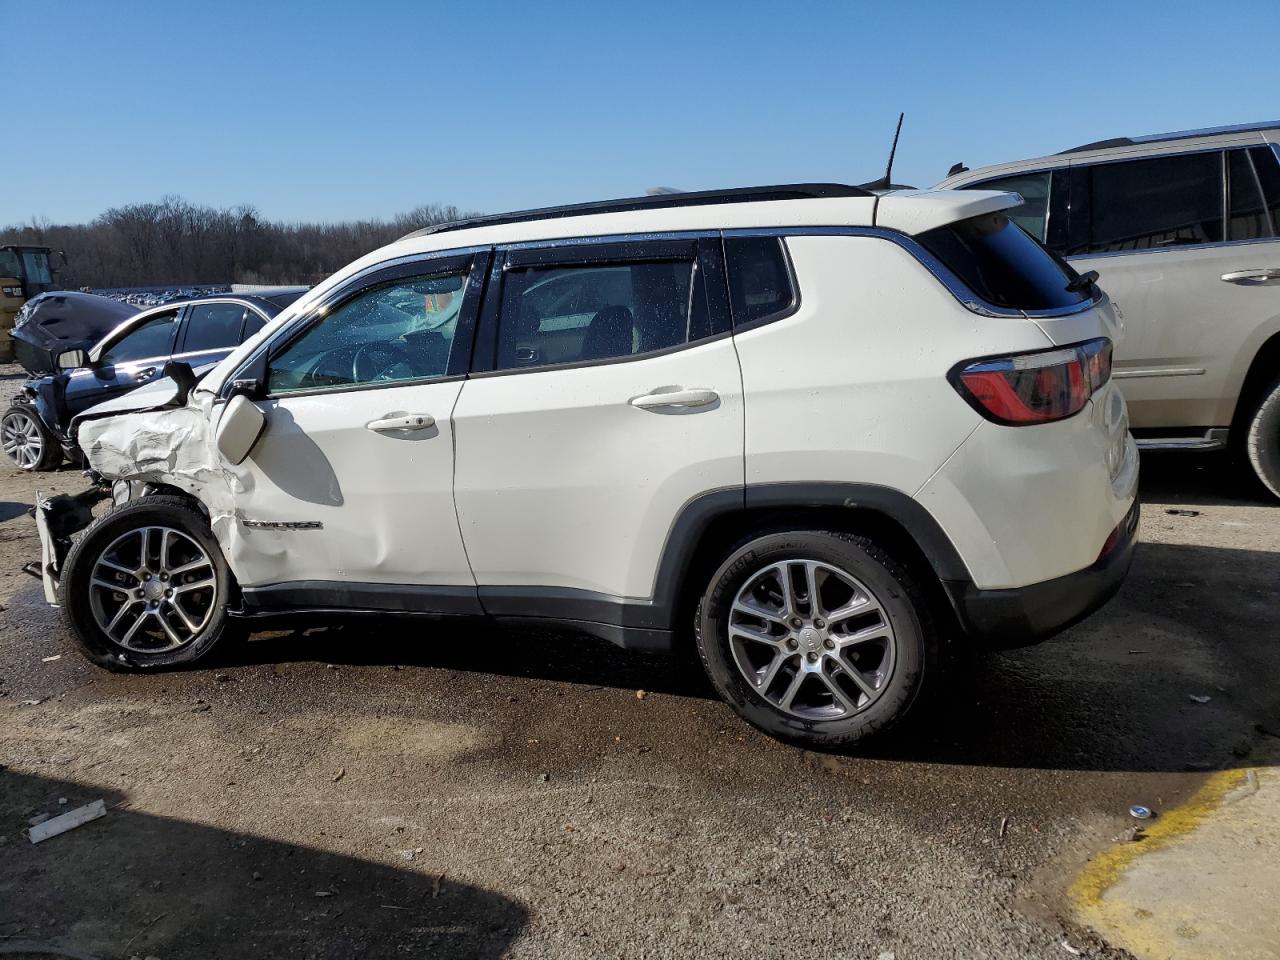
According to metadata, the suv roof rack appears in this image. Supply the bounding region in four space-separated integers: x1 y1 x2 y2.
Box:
398 183 872 240
1059 120 1280 155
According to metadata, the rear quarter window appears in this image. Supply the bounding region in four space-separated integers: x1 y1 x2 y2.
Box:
916 212 1087 311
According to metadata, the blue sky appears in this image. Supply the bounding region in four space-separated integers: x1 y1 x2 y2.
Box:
7 0 1279 225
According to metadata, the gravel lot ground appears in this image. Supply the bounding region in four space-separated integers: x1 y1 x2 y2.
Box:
2 361 1278 959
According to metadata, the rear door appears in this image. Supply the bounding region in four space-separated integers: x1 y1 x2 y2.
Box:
452 236 743 627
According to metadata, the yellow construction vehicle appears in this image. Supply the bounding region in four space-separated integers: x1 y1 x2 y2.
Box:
1 245 65 362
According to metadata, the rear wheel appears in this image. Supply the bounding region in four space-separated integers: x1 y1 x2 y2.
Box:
60 495 237 671
695 530 937 749
2 405 61 472
1246 377 1280 499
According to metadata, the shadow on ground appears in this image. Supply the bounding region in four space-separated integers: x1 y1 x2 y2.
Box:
1138 449 1272 506
210 454 1280 776
0 770 527 960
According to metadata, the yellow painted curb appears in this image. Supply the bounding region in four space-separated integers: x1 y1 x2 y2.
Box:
1069 767 1253 954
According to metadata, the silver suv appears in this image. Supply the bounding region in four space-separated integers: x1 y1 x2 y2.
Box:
939 121 1280 496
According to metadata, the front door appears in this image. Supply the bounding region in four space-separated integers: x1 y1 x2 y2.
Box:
225 253 486 606
452 238 744 624
67 308 182 417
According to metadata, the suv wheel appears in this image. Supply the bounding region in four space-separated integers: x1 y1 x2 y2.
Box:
695 530 936 749
1246 377 1280 499
2 405 61 472
59 495 238 671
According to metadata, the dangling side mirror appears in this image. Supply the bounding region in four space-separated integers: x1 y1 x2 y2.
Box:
215 395 266 465
55 348 89 371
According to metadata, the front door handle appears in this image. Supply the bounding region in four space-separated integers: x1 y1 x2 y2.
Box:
1221 269 1280 284
367 413 436 433
136 367 158 381
630 387 720 409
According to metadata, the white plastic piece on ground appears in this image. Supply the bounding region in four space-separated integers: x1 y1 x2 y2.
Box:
28 799 106 843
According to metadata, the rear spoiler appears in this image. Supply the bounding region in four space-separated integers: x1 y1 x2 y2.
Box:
873 189 1023 236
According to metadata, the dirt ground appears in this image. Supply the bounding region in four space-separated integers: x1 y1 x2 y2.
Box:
2 360 1279 959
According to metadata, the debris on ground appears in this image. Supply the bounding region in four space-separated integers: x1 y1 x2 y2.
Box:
397 849 416 861
332 768 345 783
537 772 550 782
998 817 1008 838
1060 940 1082 955
1165 508 1201 517
28 799 106 844
191 703 211 713
1129 805 1155 820
432 873 443 897
17 698 46 707
1189 693 1212 703
635 690 648 700
1112 825 1145 843
41 655 61 663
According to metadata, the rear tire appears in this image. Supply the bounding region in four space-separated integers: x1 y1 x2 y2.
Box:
59 495 237 671
2 405 61 472
694 530 938 749
1246 377 1280 500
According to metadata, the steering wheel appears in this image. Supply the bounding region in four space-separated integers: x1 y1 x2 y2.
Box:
351 342 407 382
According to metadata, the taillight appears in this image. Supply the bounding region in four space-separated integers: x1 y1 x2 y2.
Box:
950 338 1112 426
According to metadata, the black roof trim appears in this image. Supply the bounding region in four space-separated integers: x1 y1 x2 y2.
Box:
1059 120 1280 155
398 184 872 241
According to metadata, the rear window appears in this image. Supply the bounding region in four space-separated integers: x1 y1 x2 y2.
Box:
916 212 1087 311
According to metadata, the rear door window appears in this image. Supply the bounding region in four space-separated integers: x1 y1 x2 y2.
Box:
494 254 708 370
915 212 1088 311
182 302 249 353
1069 152 1224 254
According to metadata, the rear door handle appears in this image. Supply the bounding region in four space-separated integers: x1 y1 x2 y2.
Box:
1221 269 1280 284
367 413 436 433
630 387 719 409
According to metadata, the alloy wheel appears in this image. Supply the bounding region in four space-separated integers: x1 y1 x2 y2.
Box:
1 410 44 470
87 526 218 652
727 558 897 720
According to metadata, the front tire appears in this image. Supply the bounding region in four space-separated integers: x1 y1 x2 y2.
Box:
2 405 61 472
59 495 237 671
695 530 937 749
1246 377 1280 499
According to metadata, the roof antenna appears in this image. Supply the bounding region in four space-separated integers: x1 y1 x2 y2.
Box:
859 112 905 194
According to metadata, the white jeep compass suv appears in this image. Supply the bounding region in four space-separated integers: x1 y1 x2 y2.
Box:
939 121 1280 497
32 184 1138 748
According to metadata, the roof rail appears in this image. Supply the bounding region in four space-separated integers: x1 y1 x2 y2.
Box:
398 183 872 241
1058 120 1280 155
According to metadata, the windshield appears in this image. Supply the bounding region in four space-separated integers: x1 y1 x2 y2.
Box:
20 250 53 285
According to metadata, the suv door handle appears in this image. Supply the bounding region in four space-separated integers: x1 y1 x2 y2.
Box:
136 367 158 381
1221 269 1280 284
367 413 436 433
630 387 719 409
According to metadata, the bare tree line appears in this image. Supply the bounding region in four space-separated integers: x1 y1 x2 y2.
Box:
2 196 473 289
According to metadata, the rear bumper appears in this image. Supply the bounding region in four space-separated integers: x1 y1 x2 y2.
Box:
944 502 1138 649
